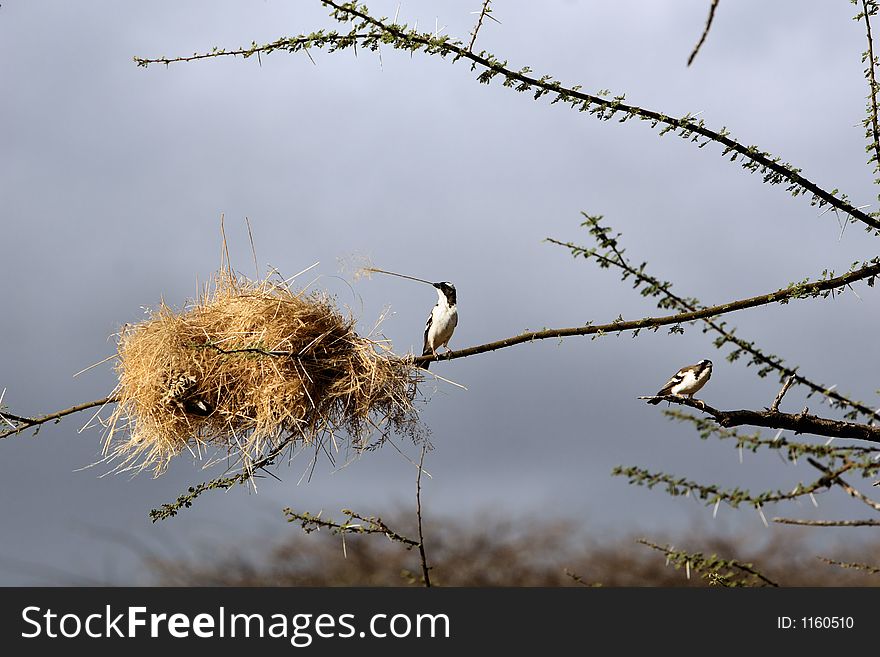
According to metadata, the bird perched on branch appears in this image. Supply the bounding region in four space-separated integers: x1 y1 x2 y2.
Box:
359 268 458 370
647 359 713 404
421 282 458 370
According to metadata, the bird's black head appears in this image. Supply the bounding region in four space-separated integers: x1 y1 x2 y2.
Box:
433 281 456 305
699 359 713 369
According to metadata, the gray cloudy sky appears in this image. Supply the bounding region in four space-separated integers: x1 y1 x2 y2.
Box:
2 1 879 585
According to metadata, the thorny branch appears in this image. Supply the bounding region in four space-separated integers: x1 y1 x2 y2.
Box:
687 0 720 66
818 556 880 574
638 538 778 587
415 257 880 366
134 0 880 233
563 569 600 587
613 461 856 510
773 517 880 527
149 435 299 521
415 444 432 587
467 0 498 52
807 456 880 512
548 215 880 422
663 410 879 473
0 396 116 440
859 0 880 174
283 508 420 547
641 395 880 444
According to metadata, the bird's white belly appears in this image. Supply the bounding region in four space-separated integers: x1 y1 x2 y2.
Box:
672 368 709 395
427 305 457 350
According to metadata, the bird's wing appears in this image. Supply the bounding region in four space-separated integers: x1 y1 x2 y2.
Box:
655 367 688 396
421 307 435 356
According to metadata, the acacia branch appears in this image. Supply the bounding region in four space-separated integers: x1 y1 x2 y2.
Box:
614 462 853 508
663 410 880 474
860 0 880 172
283 507 420 548
415 258 880 366
150 436 296 521
807 456 880 512
323 1 879 231
0 395 116 440
638 538 778 587
819 556 880 574
687 0 720 67
773 517 880 527
135 0 880 232
644 396 880 444
415 445 431 587
467 0 498 52
133 33 367 66
549 220 880 422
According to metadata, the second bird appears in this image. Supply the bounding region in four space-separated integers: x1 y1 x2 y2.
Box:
421 282 458 370
647 359 713 404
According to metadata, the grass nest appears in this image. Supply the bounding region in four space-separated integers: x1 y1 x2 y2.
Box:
105 270 422 476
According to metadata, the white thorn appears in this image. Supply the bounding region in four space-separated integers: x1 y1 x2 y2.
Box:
713 499 720 518
809 492 819 508
757 505 769 528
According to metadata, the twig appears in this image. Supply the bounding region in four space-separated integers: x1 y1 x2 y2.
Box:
150 436 295 521
687 0 720 66
136 0 880 232
0 396 116 440
638 538 778 587
283 507 420 547
615 462 854 509
323 1 880 231
641 396 880 444
807 457 880 512
467 0 497 52
860 0 880 171
773 517 880 527
818 556 880 574
133 33 367 66
770 373 797 413
415 444 431 587
549 224 880 423
663 410 880 480
564 568 600 587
